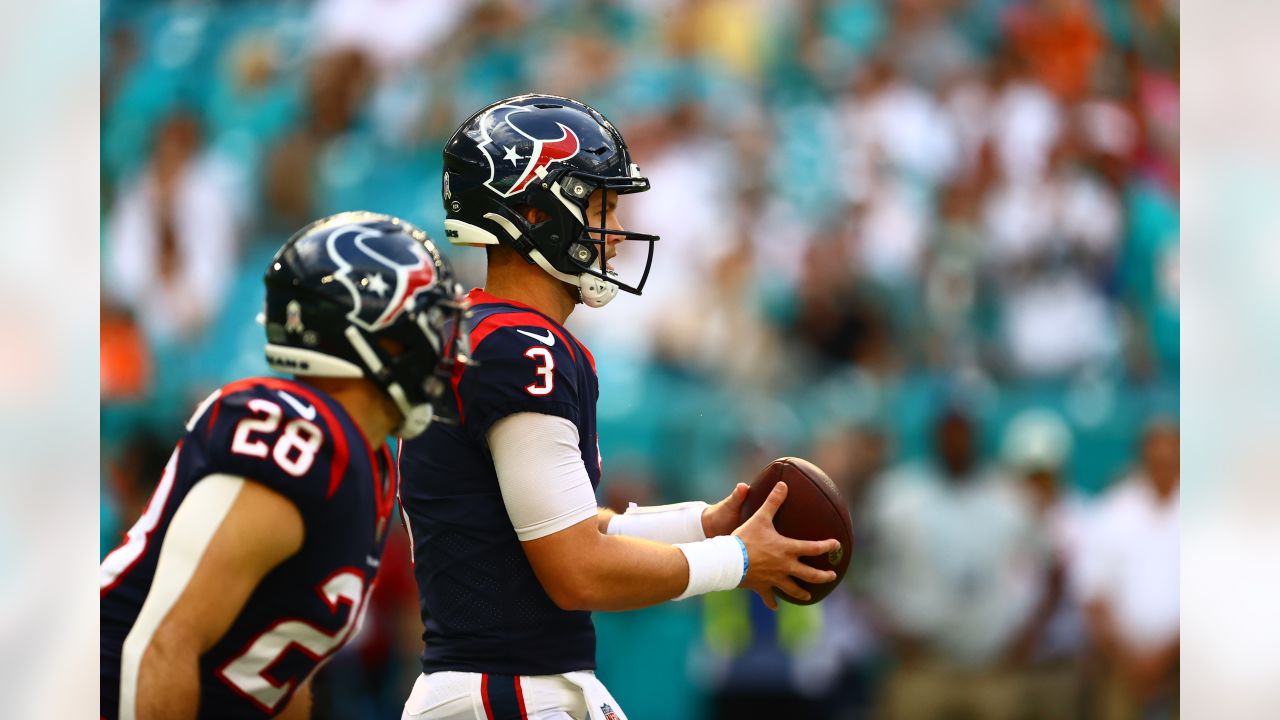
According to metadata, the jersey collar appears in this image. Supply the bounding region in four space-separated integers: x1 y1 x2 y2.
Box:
468 288 565 328
466 288 594 370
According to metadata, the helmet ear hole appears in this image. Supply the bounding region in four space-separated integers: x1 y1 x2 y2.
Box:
375 336 406 357
513 203 551 224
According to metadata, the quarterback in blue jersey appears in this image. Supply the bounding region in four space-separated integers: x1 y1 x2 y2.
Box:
100 212 468 720
398 95 840 720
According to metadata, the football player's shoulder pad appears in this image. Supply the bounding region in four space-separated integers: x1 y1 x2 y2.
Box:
457 319 583 439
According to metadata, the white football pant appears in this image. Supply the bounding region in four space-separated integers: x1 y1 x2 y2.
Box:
401 670 628 720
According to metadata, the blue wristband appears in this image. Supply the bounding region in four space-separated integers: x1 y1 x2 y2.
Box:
733 536 748 584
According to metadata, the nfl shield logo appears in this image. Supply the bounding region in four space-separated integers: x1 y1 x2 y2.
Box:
600 703 620 720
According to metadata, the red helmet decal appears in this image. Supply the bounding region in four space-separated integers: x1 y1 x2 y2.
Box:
383 254 437 324
509 123 580 194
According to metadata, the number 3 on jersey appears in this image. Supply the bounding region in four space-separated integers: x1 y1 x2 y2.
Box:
231 398 324 476
524 346 555 396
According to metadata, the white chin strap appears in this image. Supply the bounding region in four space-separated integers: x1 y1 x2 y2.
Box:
344 326 436 439
527 248 619 308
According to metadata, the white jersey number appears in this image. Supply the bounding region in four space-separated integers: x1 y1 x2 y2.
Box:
231 399 324 476
524 346 555 396
100 447 181 591
217 571 371 713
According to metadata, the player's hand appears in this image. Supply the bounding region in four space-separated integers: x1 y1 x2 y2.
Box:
732 482 839 610
701 482 750 537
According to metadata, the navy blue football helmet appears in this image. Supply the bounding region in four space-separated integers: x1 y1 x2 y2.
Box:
262 211 469 438
442 93 659 307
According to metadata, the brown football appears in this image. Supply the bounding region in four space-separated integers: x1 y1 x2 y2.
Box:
738 457 853 605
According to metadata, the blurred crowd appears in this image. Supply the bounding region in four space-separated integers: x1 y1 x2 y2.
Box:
100 0 1179 718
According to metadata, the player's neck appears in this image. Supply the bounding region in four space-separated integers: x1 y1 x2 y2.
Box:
305 377 396 449
484 262 576 325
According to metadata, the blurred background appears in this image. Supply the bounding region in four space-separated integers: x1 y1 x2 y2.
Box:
99 0 1178 718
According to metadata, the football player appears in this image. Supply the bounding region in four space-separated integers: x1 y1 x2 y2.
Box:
100 212 469 720
398 94 839 720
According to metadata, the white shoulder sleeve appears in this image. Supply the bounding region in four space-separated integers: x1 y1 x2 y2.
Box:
487 413 600 542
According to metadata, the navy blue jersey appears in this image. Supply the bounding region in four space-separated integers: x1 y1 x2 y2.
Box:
100 377 397 719
399 288 601 676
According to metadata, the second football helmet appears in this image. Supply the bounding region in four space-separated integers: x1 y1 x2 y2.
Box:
441 93 659 307
262 211 469 438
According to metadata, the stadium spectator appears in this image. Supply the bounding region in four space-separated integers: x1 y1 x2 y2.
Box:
865 408 1041 719
884 0 977 91
789 233 896 376
261 48 374 234
987 49 1063 185
1001 409 1089 720
810 419 891 718
1078 419 1180 719
311 0 475 74
104 110 240 343
100 429 173 558
204 31 298 201
1004 0 1104 102
997 266 1118 379
919 180 994 370
840 54 960 191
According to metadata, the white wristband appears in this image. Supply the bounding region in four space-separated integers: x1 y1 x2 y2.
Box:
606 501 708 544
673 535 748 600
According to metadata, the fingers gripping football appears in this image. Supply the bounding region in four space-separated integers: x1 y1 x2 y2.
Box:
732 483 840 610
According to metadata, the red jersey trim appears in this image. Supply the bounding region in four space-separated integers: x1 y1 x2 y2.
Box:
467 288 596 371
469 311 577 361
99 440 183 598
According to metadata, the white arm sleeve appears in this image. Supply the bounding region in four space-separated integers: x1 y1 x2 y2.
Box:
487 412 600 542
606 501 708 543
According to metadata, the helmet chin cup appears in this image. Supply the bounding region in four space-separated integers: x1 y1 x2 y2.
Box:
579 271 619 308
386 379 437 438
395 402 435 439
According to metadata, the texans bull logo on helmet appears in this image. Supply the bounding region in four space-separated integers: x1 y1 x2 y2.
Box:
325 224 439 332
476 103 582 198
